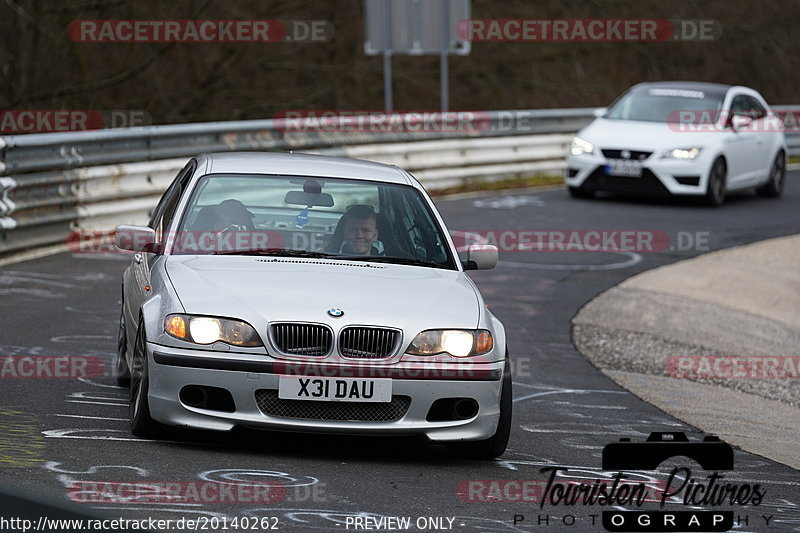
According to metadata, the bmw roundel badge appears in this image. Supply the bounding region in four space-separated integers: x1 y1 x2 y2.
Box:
327 308 345 318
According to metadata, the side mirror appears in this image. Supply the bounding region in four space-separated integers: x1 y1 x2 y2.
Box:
115 225 157 252
593 108 607 118
464 244 498 270
730 114 753 131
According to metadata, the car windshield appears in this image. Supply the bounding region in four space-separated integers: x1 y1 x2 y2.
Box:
604 86 725 123
171 173 456 269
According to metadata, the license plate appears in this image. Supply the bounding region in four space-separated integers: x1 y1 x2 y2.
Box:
605 159 643 177
278 377 392 403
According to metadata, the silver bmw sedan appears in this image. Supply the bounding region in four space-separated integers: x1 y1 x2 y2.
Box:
115 152 510 459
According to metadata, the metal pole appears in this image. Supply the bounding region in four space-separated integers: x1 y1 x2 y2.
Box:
440 0 449 112
382 0 393 112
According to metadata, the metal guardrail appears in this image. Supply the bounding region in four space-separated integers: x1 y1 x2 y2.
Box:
0 105 798 259
0 109 594 257
0 108 595 176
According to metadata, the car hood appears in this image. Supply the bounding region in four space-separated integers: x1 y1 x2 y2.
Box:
579 118 728 151
165 255 480 331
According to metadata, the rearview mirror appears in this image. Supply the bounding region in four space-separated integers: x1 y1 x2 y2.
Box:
463 244 498 270
284 190 334 207
115 225 156 252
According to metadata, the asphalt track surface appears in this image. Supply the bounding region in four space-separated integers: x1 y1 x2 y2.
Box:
1 174 799 533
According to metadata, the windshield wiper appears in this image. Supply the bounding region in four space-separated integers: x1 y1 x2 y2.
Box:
335 255 447 268
214 248 334 258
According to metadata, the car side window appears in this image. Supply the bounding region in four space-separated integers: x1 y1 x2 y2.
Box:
746 96 766 120
146 160 196 262
729 95 750 117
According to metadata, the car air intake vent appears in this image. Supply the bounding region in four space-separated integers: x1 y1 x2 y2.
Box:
674 175 701 186
271 323 333 356
255 390 411 421
601 149 652 160
256 259 386 269
339 327 401 359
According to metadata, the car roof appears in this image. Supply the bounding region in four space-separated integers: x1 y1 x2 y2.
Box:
197 152 413 185
630 81 733 93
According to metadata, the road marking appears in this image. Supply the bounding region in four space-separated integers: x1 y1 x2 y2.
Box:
199 469 319 488
78 377 124 389
513 388 628 403
472 195 545 209
44 462 149 476
66 401 126 407
498 250 641 271
42 429 144 441
0 408 46 468
50 414 127 421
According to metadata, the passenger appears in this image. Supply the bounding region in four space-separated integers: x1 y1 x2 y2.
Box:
194 199 255 232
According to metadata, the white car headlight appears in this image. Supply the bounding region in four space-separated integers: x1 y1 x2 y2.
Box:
570 136 595 156
662 147 702 160
406 329 493 358
164 314 263 347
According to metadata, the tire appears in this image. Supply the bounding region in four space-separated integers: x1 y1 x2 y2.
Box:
568 186 594 199
704 157 727 206
115 308 131 387
447 357 512 460
129 318 160 438
756 151 786 197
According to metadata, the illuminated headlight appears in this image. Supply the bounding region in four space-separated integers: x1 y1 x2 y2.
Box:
406 330 493 358
570 136 595 156
164 314 262 347
662 147 702 160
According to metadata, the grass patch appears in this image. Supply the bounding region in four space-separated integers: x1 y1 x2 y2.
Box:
428 174 563 197
789 156 800 165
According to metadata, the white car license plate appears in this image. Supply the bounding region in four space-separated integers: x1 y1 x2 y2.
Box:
605 159 643 177
278 377 392 403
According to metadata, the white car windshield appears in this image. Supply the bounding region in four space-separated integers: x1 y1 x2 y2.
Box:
605 86 725 123
171 173 456 269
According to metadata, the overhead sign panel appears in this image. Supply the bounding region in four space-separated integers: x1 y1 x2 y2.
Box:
364 0 470 56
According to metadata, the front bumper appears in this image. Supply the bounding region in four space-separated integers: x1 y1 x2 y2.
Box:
566 151 712 196
145 342 505 442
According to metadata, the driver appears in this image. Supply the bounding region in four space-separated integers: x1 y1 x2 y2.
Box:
195 199 255 232
338 205 384 256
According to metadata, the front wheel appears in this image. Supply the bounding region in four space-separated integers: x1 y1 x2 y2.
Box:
704 158 727 206
447 358 512 459
756 152 786 197
129 318 160 438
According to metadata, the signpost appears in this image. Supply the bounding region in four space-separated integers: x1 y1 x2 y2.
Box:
364 0 471 112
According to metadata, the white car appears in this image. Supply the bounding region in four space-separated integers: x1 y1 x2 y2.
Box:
566 81 787 205
114 152 511 459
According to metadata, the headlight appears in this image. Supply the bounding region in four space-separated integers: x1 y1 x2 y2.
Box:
662 147 702 160
570 136 595 156
406 330 493 358
164 314 263 347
